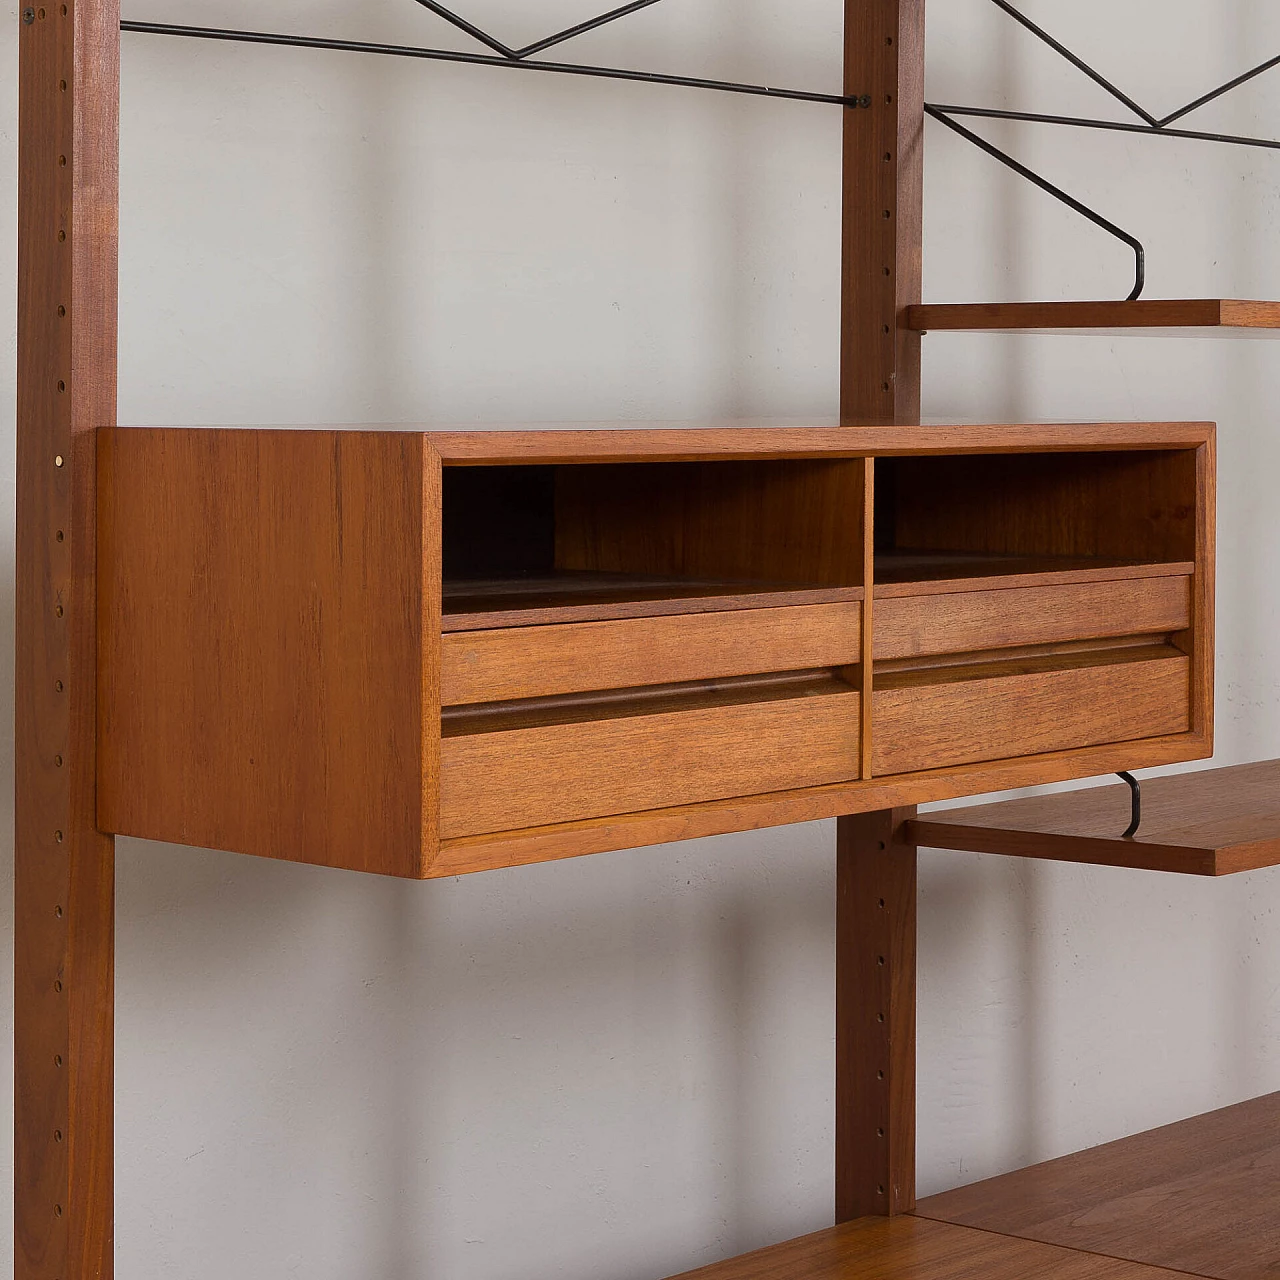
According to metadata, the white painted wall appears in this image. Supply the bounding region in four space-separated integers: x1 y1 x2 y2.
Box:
3 1 1280 1276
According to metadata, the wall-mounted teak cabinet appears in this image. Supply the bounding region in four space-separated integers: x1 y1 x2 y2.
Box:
97 423 1214 879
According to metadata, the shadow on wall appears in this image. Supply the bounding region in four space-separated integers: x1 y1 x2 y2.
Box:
112 818 839 1280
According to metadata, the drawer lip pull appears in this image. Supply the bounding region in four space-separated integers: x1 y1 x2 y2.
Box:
442 600 863 706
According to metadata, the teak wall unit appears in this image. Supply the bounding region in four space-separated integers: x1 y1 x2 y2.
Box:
12 2 1269 1278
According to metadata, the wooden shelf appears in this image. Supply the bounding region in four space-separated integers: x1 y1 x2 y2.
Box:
905 299 1280 335
442 573 863 631
917 1091 1280 1280
907 760 1280 876
873 553 1193 598
664 1215 1201 1278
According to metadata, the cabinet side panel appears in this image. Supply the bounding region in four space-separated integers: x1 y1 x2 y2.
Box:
98 429 428 877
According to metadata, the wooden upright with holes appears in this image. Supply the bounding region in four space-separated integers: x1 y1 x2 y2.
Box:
16 0 119 1276
835 0 926 1225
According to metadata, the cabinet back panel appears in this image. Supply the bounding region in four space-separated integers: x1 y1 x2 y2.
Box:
556 459 867 587
879 451 1197 563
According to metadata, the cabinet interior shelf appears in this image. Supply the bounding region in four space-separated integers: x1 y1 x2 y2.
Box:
908 759 1280 876
442 574 864 631
905 299 1280 335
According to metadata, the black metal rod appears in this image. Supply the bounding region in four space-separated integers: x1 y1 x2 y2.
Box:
514 0 668 60
987 0 1158 126
412 0 517 59
120 20 859 107
927 102 1280 153
1158 52 1280 126
925 104 1145 301
1118 771 1142 839
987 0 1280 137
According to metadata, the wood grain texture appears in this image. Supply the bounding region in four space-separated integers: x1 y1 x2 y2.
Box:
837 810 916 1221
16 0 118 1275
875 575 1190 661
859 460 876 779
441 602 862 705
440 684 861 838
916 1091 1280 1280
883 450 1201 565
1189 436 1215 741
97 428 438 878
841 0 925 423
431 732 1211 876
111 422 1217 461
664 1215 1203 1280
417 422 1215 462
906 759 1280 876
555 460 866 588
906 298 1280 332
875 555 1195 597
873 648 1190 776
443 577 862 632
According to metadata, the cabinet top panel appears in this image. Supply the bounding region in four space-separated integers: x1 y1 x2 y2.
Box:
110 421 1214 463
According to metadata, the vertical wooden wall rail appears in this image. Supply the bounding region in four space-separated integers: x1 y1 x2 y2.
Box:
837 0 925 1225
16 0 119 1275
842 0 926 424
835 808 918 1222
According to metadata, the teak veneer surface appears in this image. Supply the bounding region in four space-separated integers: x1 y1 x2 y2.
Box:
442 576 862 631
872 647 1190 776
907 759 1280 875
434 733 1210 877
664 1216 1202 1280
98 428 440 878
916 1091 1280 1280
875 574 1189 659
97 424 1212 877
905 299 1280 333
16 0 119 1274
873 554 1193 596
441 601 862 705
440 683 861 838
112 420 1216 460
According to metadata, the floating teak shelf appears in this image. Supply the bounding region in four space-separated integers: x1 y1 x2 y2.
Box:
906 299 1280 334
908 760 1280 876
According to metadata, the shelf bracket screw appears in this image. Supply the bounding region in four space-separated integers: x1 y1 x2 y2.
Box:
22 7 36 21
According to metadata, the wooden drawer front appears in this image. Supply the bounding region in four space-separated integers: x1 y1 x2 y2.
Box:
873 651 1190 777
441 691 860 837
875 575 1191 662
441 601 862 706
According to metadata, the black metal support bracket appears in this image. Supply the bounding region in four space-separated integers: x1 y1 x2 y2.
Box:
121 3 870 109
1117 772 1142 840
923 1 1280 302
924 104 1145 301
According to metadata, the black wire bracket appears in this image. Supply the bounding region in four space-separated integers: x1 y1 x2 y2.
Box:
924 0 1280 302
1117 771 1142 840
925 104 1145 302
121 2 871 110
